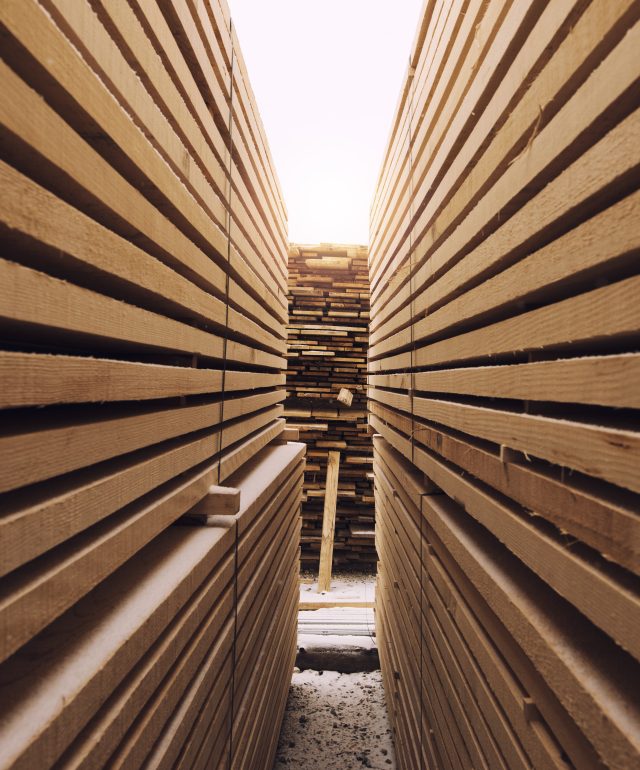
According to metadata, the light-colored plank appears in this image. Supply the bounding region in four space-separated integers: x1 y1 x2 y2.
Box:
371 354 640 409
0 526 233 770
412 396 640 494
317 451 341 593
0 460 219 663
0 429 221 577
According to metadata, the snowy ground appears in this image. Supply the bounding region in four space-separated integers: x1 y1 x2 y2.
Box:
272 573 396 769
273 669 396 769
299 572 376 605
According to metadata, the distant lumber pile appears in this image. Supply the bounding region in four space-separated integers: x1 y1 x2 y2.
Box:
370 2 640 770
0 1 302 768
286 244 375 569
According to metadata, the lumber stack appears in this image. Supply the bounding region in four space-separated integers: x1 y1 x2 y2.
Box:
370 2 640 769
286 244 375 569
0 1 301 768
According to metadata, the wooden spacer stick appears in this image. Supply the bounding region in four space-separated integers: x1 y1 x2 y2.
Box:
317 451 341 593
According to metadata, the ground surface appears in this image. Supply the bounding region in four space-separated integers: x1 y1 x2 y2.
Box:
273 669 396 769
272 573 396 769
299 572 376 604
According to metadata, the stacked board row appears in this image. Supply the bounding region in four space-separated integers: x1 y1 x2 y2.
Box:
0 441 304 770
370 1 640 769
0 0 299 768
286 244 375 568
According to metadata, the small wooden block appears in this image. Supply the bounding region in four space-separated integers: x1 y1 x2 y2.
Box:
337 388 354 406
499 445 525 464
187 485 241 518
181 513 236 528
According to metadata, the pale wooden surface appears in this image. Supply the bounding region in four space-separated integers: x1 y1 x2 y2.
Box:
0 441 304 770
0 1 296 767
369 1 640 768
317 451 341 593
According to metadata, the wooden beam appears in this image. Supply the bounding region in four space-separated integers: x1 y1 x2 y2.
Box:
317 451 341 593
299 601 374 610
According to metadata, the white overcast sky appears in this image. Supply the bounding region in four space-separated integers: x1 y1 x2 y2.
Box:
228 0 424 245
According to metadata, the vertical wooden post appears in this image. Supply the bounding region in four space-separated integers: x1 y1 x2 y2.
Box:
317 451 340 593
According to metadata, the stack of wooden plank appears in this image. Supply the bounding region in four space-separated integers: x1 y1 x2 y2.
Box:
0 1 301 768
370 1 640 769
286 244 375 568
0 441 304 770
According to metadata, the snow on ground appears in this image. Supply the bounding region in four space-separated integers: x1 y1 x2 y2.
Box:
299 572 376 605
273 669 396 769
271 572 395 768
274 573 396 770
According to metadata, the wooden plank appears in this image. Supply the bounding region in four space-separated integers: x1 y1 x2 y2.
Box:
0 429 222 578
0 399 223 495
299 601 374 610
409 274 640 370
378 405 640 575
218 418 286 483
0 459 219 663
412 395 640 494
371 354 640 409
143 647 232 770
415 438 640 659
0 526 233 770
371 184 640 357
0 257 225 358
0 352 222 408
87 596 234 770
317 451 341 592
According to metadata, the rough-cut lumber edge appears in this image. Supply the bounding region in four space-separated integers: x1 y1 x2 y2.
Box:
317 451 341 592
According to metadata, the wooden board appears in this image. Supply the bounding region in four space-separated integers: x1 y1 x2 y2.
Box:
317 451 341 592
0 442 304 770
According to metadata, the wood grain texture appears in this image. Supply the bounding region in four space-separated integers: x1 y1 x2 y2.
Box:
317 451 341 592
0 1 296 767
370 2 640 768
286 244 375 568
